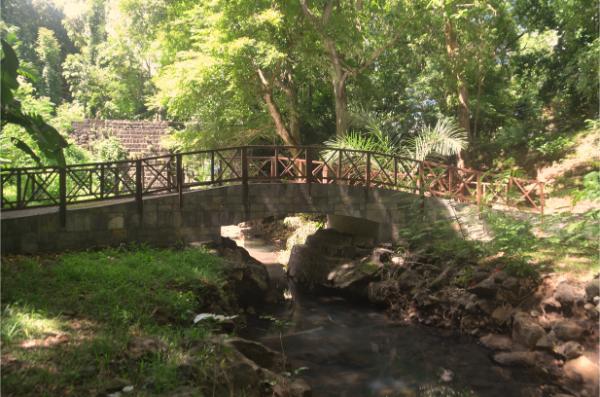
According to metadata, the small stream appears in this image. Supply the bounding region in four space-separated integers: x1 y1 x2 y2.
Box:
223 227 546 397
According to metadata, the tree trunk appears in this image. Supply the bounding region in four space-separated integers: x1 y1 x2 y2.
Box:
325 39 350 137
444 18 470 168
258 69 299 146
444 19 471 138
333 77 349 137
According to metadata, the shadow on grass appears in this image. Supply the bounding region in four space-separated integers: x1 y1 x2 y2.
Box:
1 246 229 396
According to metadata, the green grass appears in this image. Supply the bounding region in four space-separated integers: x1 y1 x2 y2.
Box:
398 207 598 282
1 246 231 396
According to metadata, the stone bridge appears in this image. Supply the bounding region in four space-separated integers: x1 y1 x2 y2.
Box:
1 145 543 254
2 183 457 254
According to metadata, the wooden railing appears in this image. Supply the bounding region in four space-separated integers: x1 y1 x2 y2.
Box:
0 146 545 224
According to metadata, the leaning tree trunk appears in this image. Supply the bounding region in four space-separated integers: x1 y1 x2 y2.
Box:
444 18 470 168
326 39 350 137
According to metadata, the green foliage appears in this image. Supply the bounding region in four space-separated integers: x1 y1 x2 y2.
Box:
572 172 600 204
93 135 128 161
411 117 468 161
484 211 537 256
325 116 467 161
1 39 68 166
529 134 573 160
35 27 62 104
1 246 228 395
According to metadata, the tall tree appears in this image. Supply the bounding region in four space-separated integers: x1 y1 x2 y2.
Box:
300 0 411 136
35 27 62 104
152 1 325 147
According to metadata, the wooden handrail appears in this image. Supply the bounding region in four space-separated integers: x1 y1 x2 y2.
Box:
0 146 544 219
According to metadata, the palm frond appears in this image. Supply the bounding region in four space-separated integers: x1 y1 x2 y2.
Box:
412 117 467 161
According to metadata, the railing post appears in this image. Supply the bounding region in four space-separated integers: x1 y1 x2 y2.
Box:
506 177 512 206
16 169 22 209
135 159 143 216
99 163 105 199
418 162 425 214
337 149 342 181
476 174 482 207
241 147 249 215
210 151 215 185
273 147 279 179
365 152 371 199
306 147 313 193
448 167 453 198
539 182 545 219
393 157 398 188
59 167 66 227
176 153 183 209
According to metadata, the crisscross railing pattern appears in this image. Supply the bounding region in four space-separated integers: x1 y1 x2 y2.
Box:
1 146 545 225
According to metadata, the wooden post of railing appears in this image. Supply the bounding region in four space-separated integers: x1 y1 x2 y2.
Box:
393 157 398 188
539 182 545 220
305 147 313 193
99 163 105 199
16 169 22 209
241 147 249 215
135 159 143 216
273 147 279 179
210 151 215 185
506 177 513 206
337 149 342 180
418 162 425 214
476 174 482 207
176 153 183 209
365 152 371 199
448 167 453 198
59 167 66 227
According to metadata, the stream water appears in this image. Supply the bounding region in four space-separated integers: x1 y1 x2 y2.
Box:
222 227 546 397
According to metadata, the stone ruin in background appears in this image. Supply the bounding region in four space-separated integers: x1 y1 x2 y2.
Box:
70 119 173 159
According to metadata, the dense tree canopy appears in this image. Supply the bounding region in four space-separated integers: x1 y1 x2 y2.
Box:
0 0 597 173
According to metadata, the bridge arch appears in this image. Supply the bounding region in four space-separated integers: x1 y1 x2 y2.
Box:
1 183 453 254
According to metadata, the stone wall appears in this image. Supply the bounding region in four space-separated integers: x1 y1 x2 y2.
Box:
70 119 172 158
1 184 459 254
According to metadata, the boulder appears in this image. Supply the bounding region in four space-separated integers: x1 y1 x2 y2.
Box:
287 244 331 286
552 320 585 341
554 341 584 360
563 355 600 397
208 238 271 307
326 260 380 290
512 312 546 348
468 276 499 299
554 282 585 310
305 229 354 257
493 351 537 367
491 305 513 325
585 277 600 302
534 332 557 351
479 334 513 351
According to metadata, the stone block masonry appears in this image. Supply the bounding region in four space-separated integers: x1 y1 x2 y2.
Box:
1 184 460 254
70 119 172 158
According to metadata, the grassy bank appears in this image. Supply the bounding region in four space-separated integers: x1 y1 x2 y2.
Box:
1 246 231 396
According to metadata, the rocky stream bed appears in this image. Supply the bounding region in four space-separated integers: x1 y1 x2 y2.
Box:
185 225 599 397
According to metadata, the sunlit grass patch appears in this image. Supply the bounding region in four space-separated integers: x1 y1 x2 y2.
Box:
1 304 65 344
1 245 230 396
